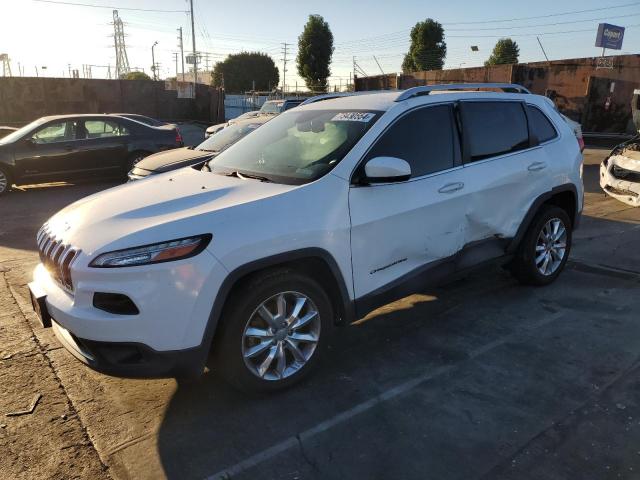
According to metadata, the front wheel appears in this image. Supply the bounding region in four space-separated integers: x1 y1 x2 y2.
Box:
214 269 333 393
511 205 572 286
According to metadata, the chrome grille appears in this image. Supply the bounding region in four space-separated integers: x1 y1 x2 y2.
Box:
36 223 81 291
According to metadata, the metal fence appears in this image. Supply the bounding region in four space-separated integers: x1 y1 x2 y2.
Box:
224 94 270 121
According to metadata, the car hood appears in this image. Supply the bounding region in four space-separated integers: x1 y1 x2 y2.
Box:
135 147 213 173
45 167 298 256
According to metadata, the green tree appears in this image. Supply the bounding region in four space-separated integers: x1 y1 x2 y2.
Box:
402 19 446 73
297 14 334 92
211 52 279 93
485 38 520 66
120 71 151 80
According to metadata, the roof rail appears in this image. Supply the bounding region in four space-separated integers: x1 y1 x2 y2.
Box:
395 83 531 102
300 90 398 106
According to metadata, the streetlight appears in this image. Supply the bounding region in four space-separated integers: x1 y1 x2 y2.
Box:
151 41 158 80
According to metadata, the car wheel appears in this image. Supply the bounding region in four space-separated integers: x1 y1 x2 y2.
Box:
215 269 333 393
0 167 12 195
511 205 572 286
126 152 150 172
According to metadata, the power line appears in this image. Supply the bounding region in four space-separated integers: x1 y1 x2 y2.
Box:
31 0 188 12
335 1 640 47
442 0 640 24
446 12 640 31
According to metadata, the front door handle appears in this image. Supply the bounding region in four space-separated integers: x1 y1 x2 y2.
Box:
528 161 547 171
438 182 464 194
64 145 75 151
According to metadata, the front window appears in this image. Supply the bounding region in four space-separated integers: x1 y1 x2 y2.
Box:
259 101 283 115
199 122 262 153
31 121 79 144
210 109 380 184
0 118 48 145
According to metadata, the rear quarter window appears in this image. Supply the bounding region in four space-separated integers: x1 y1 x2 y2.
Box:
527 105 558 143
461 101 529 162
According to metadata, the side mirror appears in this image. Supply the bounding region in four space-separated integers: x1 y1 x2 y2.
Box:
364 156 411 183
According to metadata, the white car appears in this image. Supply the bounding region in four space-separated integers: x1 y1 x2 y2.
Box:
600 135 640 206
29 83 583 392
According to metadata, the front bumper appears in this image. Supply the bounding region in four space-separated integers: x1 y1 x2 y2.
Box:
600 159 640 206
51 320 205 378
31 248 227 377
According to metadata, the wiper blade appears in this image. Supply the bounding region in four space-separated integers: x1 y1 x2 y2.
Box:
225 170 272 182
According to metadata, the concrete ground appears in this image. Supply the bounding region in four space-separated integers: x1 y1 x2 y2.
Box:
1 148 639 479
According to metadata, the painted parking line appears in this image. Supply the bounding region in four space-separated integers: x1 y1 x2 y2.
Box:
205 310 566 480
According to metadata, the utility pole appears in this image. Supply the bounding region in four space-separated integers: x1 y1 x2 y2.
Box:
189 0 197 94
280 42 291 98
1 55 12 77
173 52 179 78
177 27 184 81
151 41 158 80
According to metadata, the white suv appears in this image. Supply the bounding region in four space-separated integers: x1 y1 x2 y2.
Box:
29 84 583 392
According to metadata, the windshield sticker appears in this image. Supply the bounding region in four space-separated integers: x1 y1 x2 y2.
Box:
331 112 375 123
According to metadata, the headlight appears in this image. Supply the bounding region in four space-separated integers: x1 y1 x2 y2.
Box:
89 234 212 268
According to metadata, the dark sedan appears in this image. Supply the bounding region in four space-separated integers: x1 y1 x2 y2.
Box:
0 114 183 194
128 116 270 181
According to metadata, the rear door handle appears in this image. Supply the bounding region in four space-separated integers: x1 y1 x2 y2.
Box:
528 161 547 171
438 182 464 194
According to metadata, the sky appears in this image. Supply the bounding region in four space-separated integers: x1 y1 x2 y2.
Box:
0 0 638 90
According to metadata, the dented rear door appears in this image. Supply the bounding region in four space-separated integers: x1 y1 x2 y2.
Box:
457 100 543 245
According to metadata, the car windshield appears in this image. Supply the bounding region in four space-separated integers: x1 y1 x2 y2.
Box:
210 109 380 184
199 122 262 153
259 101 283 115
0 118 48 144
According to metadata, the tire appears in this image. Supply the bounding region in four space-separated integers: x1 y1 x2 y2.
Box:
511 205 572 286
0 166 12 195
126 151 150 172
214 269 333 393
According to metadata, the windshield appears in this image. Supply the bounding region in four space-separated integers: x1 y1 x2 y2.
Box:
259 101 283 115
199 121 263 153
210 109 380 184
0 118 48 144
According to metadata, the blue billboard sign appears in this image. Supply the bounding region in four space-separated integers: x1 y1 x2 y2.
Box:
595 23 625 50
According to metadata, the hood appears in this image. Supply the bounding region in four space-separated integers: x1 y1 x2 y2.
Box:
45 167 297 256
135 147 213 173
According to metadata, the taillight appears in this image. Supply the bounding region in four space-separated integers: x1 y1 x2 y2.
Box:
577 136 585 152
175 129 183 145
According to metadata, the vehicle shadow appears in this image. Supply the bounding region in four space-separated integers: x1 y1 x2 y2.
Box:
155 278 485 480
0 181 118 252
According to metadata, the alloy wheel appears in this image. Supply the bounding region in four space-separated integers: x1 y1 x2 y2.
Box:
535 217 567 276
0 170 7 193
242 291 321 381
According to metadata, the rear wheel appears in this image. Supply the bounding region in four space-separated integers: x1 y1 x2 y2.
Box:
511 205 572 286
214 269 333 393
0 167 12 195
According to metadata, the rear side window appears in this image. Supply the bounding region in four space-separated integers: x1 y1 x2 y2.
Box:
366 105 456 177
461 102 529 162
527 106 557 143
84 120 129 139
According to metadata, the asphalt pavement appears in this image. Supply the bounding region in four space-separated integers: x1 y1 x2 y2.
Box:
1 148 640 480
